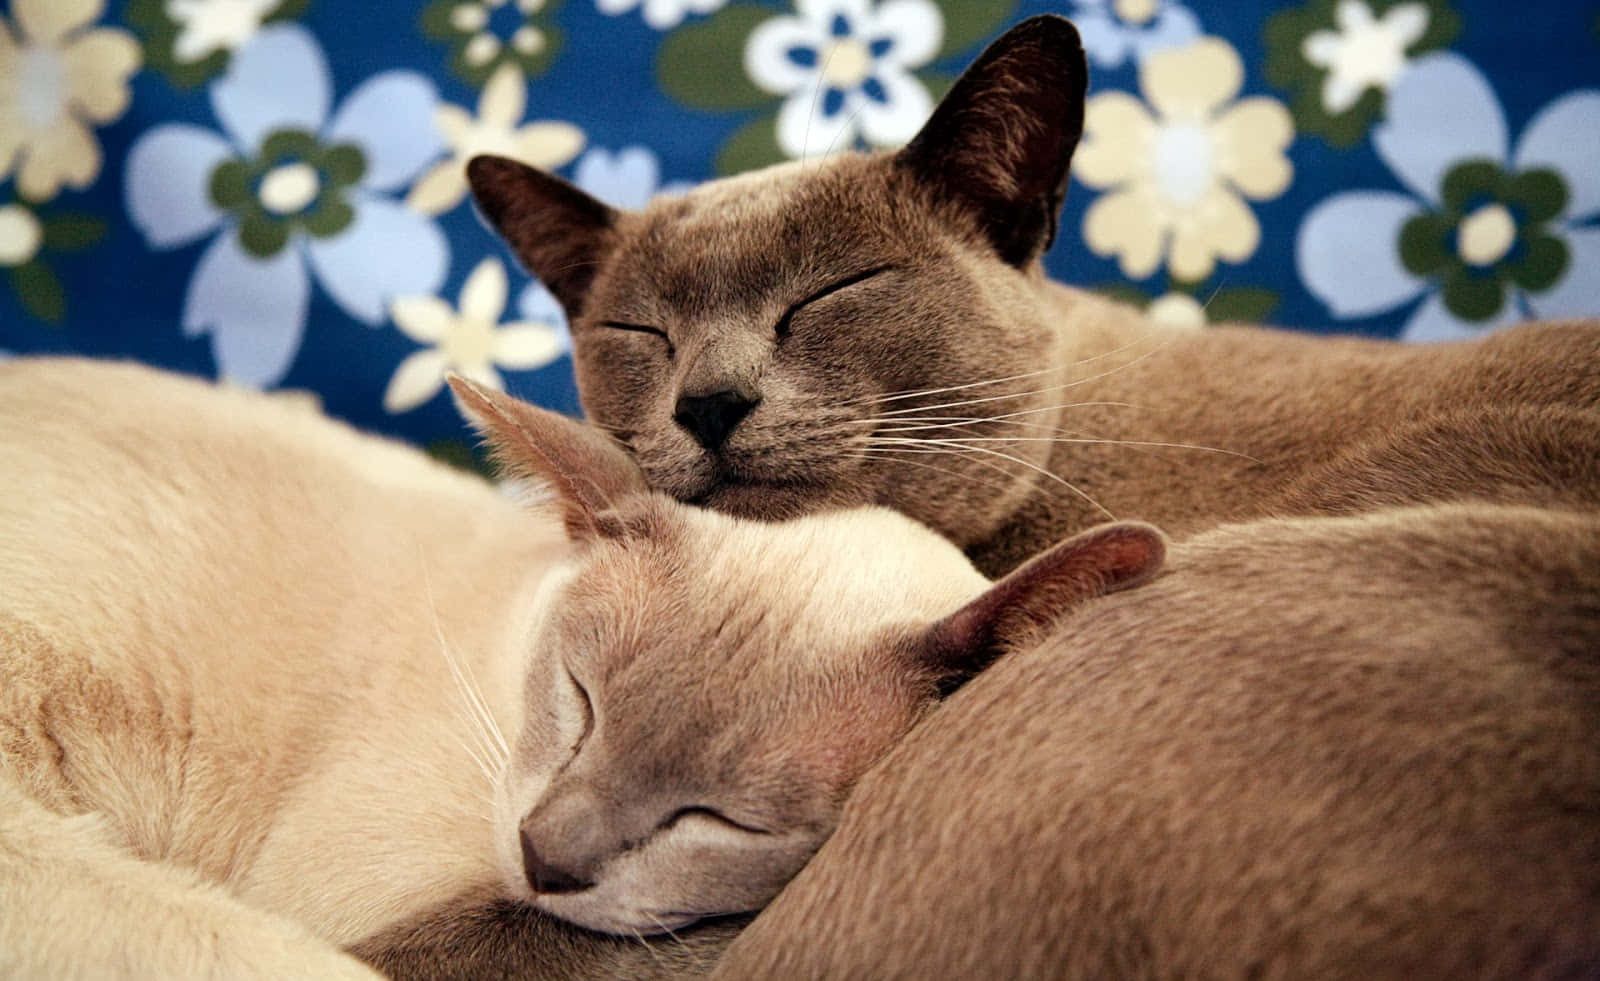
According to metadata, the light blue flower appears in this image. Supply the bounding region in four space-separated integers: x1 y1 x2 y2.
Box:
513 145 694 324
1297 53 1600 342
1070 0 1201 69
125 24 449 387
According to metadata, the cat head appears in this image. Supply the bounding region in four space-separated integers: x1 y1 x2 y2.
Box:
465 15 1088 549
450 376 1163 936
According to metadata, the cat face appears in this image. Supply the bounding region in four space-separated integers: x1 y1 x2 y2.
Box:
449 375 1165 936
468 16 1089 549
493 502 977 934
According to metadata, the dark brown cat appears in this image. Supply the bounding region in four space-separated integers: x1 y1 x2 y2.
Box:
466 15 1600 578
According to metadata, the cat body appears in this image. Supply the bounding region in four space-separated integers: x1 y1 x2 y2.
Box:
468 17 1600 577
0 357 1161 977
713 502 1600 979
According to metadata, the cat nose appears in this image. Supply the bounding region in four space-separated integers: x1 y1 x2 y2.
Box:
674 390 758 450
520 829 593 895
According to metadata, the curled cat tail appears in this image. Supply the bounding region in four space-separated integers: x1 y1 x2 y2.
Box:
916 521 1166 695
447 375 647 540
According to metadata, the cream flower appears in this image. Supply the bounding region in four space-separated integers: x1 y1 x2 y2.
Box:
167 0 283 64
406 62 584 215
385 256 569 413
0 203 44 267
1076 37 1294 282
0 0 141 202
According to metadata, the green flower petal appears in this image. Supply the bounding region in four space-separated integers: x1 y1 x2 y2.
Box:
937 0 1021 61
260 128 319 163
714 114 788 177
1505 232 1570 294
1440 160 1505 214
1205 287 1281 324
1399 213 1455 277
41 215 108 253
420 0 470 42
239 210 291 258
319 143 367 189
302 198 354 239
1504 168 1568 225
1441 268 1507 322
209 160 253 210
658 6 776 112
9 261 66 324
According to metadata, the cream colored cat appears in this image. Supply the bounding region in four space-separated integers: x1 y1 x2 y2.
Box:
466 15 1600 577
0 357 1162 978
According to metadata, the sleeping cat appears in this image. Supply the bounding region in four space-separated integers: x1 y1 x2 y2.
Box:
711 501 1600 979
0 357 1162 977
465 14 1600 577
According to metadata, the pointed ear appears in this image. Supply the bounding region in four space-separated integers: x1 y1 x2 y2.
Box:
466 155 619 318
894 15 1087 267
447 375 649 540
918 522 1165 694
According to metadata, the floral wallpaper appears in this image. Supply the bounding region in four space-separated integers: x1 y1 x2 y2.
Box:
1 0 1596 467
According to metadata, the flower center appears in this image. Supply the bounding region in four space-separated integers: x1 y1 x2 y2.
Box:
820 38 873 89
258 162 322 215
1456 203 1517 268
1113 0 1161 26
18 46 68 130
1154 122 1214 207
442 316 498 368
1146 292 1207 328
0 205 44 267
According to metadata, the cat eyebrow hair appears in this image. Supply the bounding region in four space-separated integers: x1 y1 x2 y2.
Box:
776 264 897 338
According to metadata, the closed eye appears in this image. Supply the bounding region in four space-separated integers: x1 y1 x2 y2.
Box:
566 669 594 746
775 265 895 339
663 806 772 836
599 321 674 357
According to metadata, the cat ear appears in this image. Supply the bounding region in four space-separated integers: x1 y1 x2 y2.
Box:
447 375 649 540
466 155 619 318
916 522 1165 694
894 15 1087 267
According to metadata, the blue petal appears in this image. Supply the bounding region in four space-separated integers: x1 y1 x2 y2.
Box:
1133 5 1202 61
210 24 332 155
574 146 662 210
1072 10 1134 69
518 282 572 352
1297 191 1429 319
822 87 846 119
1526 226 1600 320
830 13 851 37
1374 53 1508 206
861 76 888 104
868 37 892 58
182 229 310 388
125 124 233 249
1401 291 1520 344
1515 91 1600 222
305 193 448 325
786 45 818 69
326 71 443 192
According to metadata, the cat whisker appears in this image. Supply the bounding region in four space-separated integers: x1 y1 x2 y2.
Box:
419 551 511 782
875 432 1262 462
855 448 1025 499
860 402 1142 434
840 330 1171 408
872 344 1169 419
865 438 1116 519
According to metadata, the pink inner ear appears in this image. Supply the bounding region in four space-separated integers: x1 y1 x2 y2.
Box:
922 521 1167 687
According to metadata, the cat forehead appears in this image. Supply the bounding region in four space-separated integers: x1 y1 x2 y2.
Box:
565 503 986 667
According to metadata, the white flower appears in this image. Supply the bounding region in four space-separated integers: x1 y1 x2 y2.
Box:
1075 37 1295 282
167 0 283 63
407 63 584 216
1302 0 1428 114
124 24 449 388
595 0 727 31
0 0 141 202
1297 53 1600 342
1070 0 1201 69
0 203 44 267
385 256 568 413
745 0 942 159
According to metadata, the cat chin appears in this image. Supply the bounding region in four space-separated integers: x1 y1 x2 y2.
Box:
687 478 836 521
532 895 708 937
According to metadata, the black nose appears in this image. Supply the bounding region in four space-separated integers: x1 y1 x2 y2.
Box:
674 390 757 450
520 830 592 895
